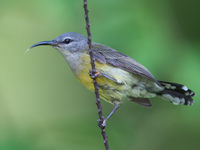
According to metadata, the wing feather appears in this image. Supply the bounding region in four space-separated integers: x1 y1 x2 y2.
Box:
91 43 157 82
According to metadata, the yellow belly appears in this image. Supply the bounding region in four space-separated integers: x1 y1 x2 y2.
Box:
75 54 129 104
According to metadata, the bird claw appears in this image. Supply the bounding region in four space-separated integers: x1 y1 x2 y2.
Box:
89 70 101 79
97 119 107 128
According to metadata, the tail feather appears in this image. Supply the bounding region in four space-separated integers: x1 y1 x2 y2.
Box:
157 81 195 105
130 97 152 107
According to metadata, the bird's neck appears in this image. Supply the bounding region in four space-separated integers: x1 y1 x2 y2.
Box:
61 51 89 76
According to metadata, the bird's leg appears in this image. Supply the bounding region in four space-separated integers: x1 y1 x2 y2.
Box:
89 70 120 84
89 70 101 79
98 104 120 128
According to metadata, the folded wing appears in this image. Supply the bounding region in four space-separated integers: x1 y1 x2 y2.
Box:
92 43 157 82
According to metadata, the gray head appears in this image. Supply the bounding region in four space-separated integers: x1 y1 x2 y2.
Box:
29 32 88 54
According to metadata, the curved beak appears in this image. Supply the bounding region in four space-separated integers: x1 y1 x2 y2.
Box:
30 40 58 49
25 40 58 54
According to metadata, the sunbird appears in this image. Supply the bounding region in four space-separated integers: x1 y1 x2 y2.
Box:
29 32 195 126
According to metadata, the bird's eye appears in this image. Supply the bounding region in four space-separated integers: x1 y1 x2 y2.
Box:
63 38 72 44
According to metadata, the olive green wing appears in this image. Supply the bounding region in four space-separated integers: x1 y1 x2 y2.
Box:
91 43 157 82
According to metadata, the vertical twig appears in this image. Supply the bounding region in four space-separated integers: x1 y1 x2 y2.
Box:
83 0 110 150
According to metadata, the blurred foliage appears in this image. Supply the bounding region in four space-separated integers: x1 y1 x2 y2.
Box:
0 0 200 150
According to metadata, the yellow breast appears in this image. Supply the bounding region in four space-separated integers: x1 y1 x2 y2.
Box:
73 53 132 104
75 53 109 90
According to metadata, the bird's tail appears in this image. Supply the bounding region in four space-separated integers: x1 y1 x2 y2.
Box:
157 81 195 105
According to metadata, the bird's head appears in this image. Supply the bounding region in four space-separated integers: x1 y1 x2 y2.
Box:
28 32 88 55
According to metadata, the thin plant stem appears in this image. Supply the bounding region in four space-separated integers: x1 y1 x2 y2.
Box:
83 1 110 150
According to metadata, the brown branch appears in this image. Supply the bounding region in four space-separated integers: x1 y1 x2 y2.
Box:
83 0 110 150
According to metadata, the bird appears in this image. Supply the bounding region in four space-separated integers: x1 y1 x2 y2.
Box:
29 32 195 126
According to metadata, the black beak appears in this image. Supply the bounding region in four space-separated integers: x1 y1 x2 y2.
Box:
30 40 58 49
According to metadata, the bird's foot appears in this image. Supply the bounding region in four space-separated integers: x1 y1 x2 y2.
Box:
97 119 107 128
89 70 101 79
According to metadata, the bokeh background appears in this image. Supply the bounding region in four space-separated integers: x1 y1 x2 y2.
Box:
0 0 200 150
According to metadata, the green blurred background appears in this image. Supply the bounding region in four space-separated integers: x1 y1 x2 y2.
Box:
0 0 200 150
